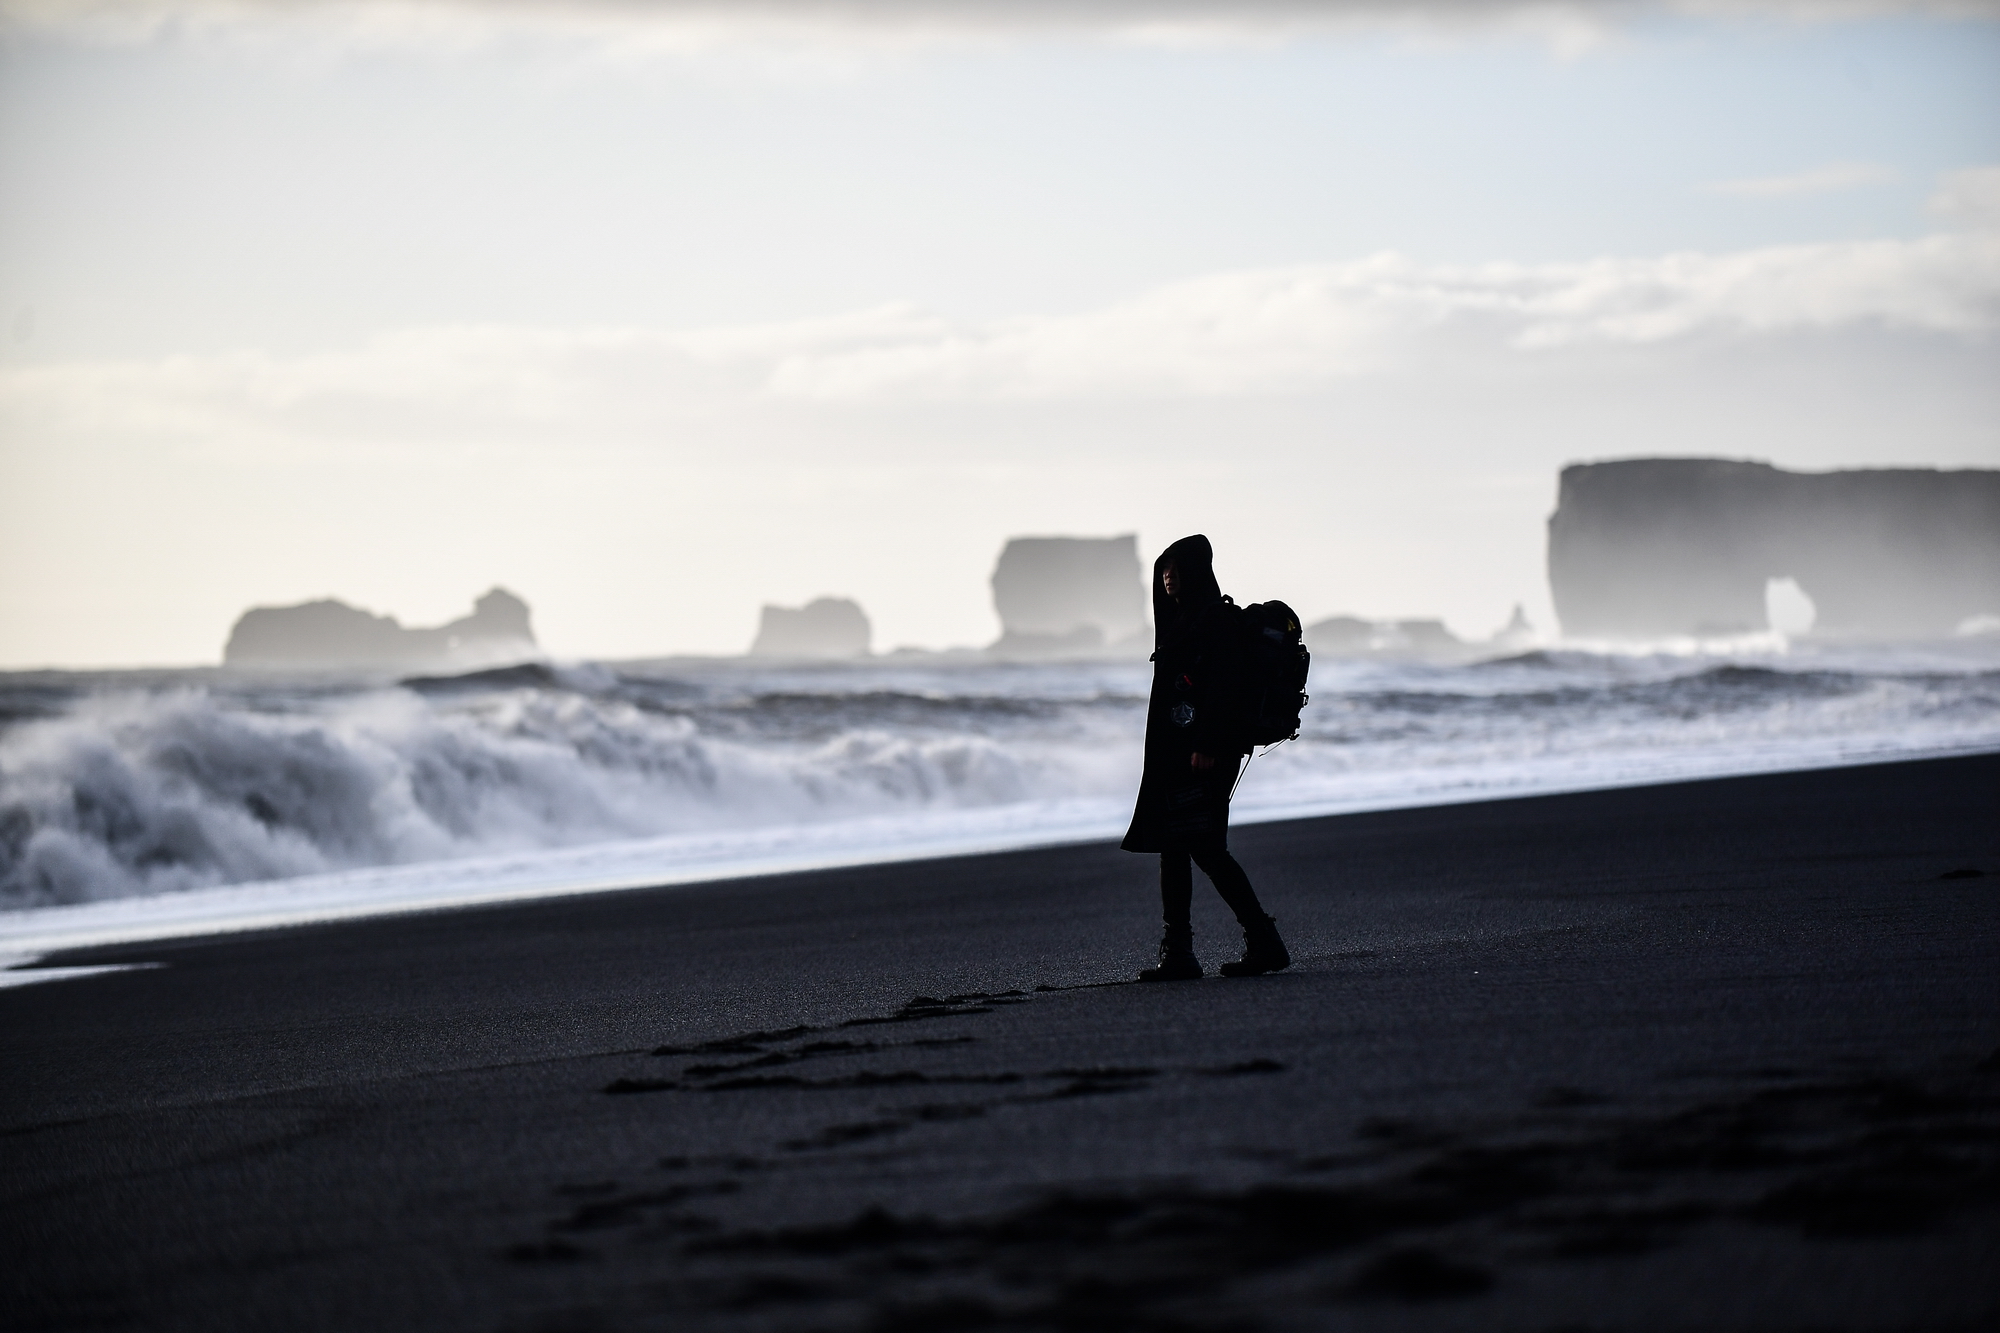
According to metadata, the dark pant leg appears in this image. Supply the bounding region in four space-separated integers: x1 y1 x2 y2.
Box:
1159 851 1194 928
1190 842 1267 928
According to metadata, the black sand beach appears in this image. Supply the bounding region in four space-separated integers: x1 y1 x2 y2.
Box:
4 754 1997 1331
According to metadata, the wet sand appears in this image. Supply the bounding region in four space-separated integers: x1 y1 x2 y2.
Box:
3 754 1997 1331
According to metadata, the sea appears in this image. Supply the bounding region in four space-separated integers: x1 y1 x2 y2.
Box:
3 636 1997 968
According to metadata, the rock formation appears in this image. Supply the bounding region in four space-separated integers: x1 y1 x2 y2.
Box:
1304 616 1467 660
1490 605 1537 653
749 597 872 658
1548 460 2000 639
989 536 1148 658
224 588 538 669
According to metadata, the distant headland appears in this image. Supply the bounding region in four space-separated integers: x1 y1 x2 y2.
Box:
1548 460 2000 639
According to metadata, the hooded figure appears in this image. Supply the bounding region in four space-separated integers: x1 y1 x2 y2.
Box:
1120 535 1290 980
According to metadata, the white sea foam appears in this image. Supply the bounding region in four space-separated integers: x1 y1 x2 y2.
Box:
1 640 1995 965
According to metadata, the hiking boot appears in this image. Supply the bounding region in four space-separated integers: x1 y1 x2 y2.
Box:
1219 915 1290 977
1139 925 1203 982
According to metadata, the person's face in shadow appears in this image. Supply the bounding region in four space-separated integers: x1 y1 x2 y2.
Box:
1162 561 1180 600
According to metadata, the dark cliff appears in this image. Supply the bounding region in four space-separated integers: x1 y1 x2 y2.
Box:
1548 460 2000 639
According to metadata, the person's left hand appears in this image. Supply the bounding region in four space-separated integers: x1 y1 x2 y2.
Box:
1190 752 1216 770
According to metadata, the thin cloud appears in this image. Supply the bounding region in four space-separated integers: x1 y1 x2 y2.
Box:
6 222 1994 436
766 233 2000 398
6 2 1997 55
1930 164 2000 229
1706 161 1898 198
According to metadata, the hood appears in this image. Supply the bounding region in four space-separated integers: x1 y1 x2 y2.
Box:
1152 533 1223 647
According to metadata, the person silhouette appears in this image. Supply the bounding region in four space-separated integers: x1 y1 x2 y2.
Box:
1120 534 1290 980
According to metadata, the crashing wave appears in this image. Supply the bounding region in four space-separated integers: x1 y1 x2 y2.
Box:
2 645 1996 910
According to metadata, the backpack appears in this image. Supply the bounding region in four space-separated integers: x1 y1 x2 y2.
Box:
1228 598 1311 747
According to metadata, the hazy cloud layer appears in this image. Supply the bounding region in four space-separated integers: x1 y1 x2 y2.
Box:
1705 161 1898 197
11 200 1991 440
1931 165 2000 227
763 230 2000 399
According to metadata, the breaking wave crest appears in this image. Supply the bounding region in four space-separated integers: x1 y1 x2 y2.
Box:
2 644 1996 910
0 667 1136 907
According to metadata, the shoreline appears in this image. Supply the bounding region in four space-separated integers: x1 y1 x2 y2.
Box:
7 741 1995 970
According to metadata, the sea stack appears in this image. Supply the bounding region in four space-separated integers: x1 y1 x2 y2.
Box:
989 535 1149 658
223 588 538 669
749 597 872 658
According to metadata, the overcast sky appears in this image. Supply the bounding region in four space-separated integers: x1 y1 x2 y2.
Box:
1 0 1996 666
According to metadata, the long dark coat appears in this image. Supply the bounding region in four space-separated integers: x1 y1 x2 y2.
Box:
1120 534 1246 854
